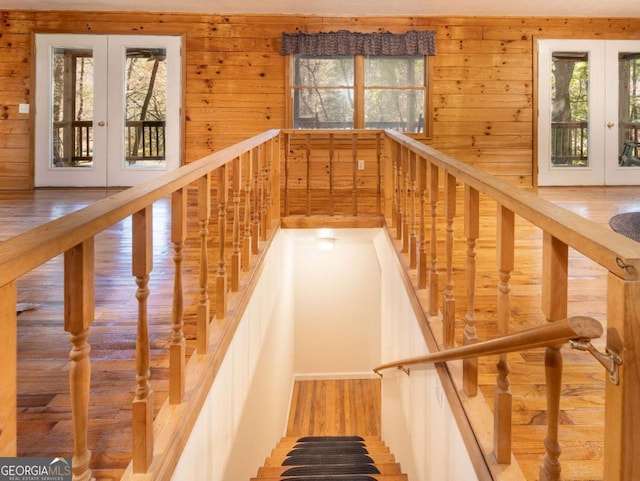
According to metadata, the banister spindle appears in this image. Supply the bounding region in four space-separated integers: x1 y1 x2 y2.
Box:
540 233 568 481
305 135 311 217
402 147 410 252
260 143 268 241
252 146 260 254
197 173 211 354
64 240 94 481
231 157 242 292
428 161 439 317
417 157 428 289
376 133 382 215
262 140 272 236
132 206 154 473
409 151 417 269
352 133 358 216
242 151 253 272
216 164 228 320
443 172 456 349
463 185 480 397
494 204 514 464
393 142 401 235
170 188 187 404
284 133 290 217
329 134 335 216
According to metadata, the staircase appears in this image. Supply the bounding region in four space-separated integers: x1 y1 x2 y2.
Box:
251 435 408 480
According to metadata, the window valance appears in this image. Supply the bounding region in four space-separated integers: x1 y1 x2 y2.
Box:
279 30 436 56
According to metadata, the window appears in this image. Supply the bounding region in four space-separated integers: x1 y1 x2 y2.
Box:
281 30 436 135
291 54 428 134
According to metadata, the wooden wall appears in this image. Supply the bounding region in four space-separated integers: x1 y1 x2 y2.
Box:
0 11 639 190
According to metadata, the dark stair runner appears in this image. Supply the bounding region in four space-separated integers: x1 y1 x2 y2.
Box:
280 436 381 479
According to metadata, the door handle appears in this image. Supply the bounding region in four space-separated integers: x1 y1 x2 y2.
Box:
607 122 615 128
97 121 106 127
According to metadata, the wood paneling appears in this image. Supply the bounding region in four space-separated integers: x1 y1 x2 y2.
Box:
1 11 639 189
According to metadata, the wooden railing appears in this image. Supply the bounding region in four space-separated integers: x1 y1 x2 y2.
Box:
382 129 640 480
52 120 167 166
0 129 280 480
2 128 640 481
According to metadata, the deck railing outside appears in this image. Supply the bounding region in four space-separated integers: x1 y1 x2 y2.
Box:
1 129 639 480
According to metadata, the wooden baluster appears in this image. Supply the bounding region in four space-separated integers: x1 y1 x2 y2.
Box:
284 132 290 217
269 136 281 222
417 157 428 289
352 133 358 216
428 162 439 317
329 134 335 216
0 282 16 457
305 135 311 216
443 172 457 349
409 151 417 269
216 165 228 319
260 143 268 242
197 173 211 354
252 147 260 254
463 185 480 396
64 240 94 481
132 206 153 473
393 143 402 238
494 204 514 464
231 157 242 292
540 233 568 481
605 275 640 481
170 188 186 404
382 136 394 223
376 133 382 216
242 151 253 272
263 139 273 233
402 147 410 252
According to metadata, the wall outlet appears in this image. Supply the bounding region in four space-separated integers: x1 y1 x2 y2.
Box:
357 159 365 170
18 103 30 114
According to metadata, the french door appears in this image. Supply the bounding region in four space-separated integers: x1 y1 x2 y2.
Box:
35 34 182 187
537 39 640 186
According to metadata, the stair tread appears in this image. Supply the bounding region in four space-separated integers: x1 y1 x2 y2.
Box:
264 453 397 466
257 463 403 477
251 475 408 481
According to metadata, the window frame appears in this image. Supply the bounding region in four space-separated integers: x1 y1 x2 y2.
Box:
286 53 432 138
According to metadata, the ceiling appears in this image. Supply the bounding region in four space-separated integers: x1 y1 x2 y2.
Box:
3 0 640 17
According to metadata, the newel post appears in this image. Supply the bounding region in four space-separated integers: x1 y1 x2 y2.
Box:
64 239 95 481
0 282 17 457
604 273 640 481
540 233 568 481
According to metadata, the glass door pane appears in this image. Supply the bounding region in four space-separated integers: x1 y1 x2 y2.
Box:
51 47 95 168
124 47 167 167
550 51 590 168
617 52 640 167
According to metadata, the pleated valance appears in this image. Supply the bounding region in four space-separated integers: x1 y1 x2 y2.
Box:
279 30 436 56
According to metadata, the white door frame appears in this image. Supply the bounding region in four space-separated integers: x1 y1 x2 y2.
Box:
34 34 182 188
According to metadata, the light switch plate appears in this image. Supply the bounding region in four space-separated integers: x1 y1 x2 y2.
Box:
18 103 30 114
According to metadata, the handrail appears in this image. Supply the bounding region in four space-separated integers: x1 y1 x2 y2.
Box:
0 129 280 286
373 315 603 376
384 129 640 280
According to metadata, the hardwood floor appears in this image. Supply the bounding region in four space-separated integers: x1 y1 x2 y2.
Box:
286 379 381 438
2 186 639 481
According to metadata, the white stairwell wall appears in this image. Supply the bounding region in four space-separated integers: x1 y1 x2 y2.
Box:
373 231 478 481
171 228 478 480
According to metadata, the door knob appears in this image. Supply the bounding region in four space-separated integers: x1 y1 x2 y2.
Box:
607 122 615 128
97 121 106 127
